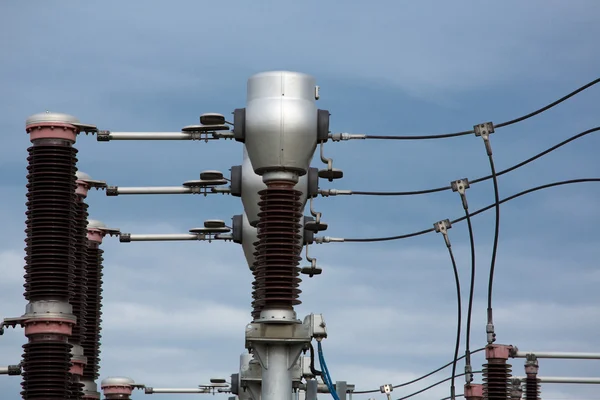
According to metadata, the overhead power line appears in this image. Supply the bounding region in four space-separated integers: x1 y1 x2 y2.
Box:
360 77 599 140
340 178 600 242
353 348 485 394
349 126 600 196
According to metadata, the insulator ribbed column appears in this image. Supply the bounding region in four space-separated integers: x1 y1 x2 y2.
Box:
81 243 104 399
251 181 303 318
524 354 540 400
21 112 81 400
483 345 513 400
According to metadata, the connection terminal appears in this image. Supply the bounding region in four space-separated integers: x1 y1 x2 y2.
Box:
474 122 495 155
434 219 452 248
307 314 327 339
451 178 470 209
380 384 393 400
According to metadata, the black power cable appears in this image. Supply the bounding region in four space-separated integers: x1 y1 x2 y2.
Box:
353 348 485 394
485 150 501 343
350 126 600 196
362 78 599 140
396 371 483 400
342 178 600 242
463 210 476 381
446 242 462 400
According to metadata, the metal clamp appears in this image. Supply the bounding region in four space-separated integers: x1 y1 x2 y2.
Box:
434 219 452 248
451 178 470 210
474 122 495 156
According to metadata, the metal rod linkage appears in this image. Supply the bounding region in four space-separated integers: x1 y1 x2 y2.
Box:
145 388 210 394
514 376 600 384
111 186 197 195
101 132 193 140
121 234 202 242
514 351 600 360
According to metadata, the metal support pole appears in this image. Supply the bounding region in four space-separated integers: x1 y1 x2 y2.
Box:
121 233 202 242
109 186 197 195
145 388 209 394
514 376 600 384
305 380 318 400
513 351 600 360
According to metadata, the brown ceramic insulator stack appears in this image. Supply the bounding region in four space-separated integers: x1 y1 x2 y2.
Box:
524 375 540 400
482 359 512 400
81 244 104 385
251 182 303 318
24 144 78 302
22 143 79 400
21 339 73 399
68 198 90 400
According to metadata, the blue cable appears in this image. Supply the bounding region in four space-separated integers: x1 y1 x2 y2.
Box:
317 341 341 400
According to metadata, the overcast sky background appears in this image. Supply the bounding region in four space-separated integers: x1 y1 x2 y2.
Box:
1 1 600 399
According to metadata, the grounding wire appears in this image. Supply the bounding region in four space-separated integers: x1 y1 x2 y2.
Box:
353 348 485 394
349 126 600 196
395 371 483 400
342 178 600 242
362 77 599 140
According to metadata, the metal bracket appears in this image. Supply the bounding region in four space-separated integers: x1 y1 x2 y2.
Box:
434 219 452 248
474 122 495 156
451 178 470 210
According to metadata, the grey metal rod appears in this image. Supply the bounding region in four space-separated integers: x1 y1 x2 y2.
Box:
146 388 208 393
125 234 200 241
0 366 9 375
106 132 192 140
515 376 600 384
514 351 600 360
114 186 195 195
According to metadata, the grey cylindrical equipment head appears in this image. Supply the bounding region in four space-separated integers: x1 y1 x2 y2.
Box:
244 71 318 177
241 146 311 225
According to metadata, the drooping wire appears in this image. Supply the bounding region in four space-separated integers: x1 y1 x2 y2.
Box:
395 371 483 400
361 78 599 140
464 211 476 381
341 179 600 242
444 241 462 400
349 126 600 196
353 348 485 394
486 151 501 343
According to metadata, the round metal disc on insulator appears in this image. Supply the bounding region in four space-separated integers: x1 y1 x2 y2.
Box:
210 378 227 384
182 124 230 132
318 168 344 181
200 113 226 125
200 170 224 180
304 221 328 233
204 219 226 229
183 178 228 187
301 266 322 276
189 226 231 234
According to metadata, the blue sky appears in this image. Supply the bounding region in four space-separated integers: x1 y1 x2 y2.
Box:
1 1 600 399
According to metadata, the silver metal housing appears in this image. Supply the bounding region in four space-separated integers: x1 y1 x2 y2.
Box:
101 376 135 387
26 111 79 128
244 71 318 177
241 146 310 225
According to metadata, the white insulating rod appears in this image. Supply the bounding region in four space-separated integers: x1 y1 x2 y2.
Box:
114 186 195 195
514 351 600 360
515 376 600 384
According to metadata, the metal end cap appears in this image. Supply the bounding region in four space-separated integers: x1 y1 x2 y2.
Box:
26 111 79 128
87 219 107 230
101 376 135 387
76 171 92 180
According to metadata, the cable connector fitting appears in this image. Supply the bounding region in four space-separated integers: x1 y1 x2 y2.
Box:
434 219 452 248
474 122 495 156
525 354 539 375
96 130 110 141
380 384 393 400
329 133 367 142
314 236 344 244
486 322 496 344
451 178 470 210
318 189 353 197
464 365 473 384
